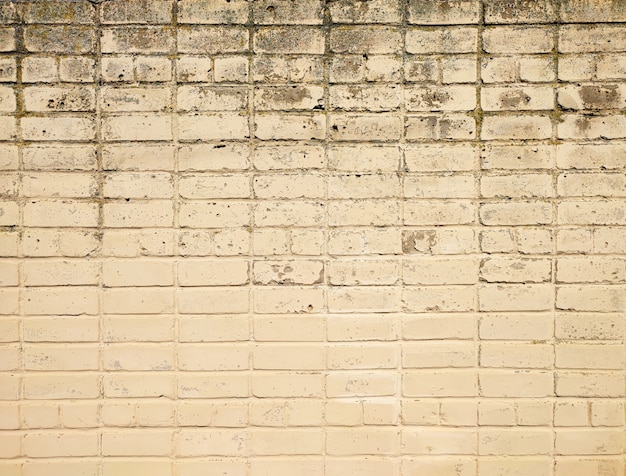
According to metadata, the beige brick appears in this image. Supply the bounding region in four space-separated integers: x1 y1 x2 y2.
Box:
556 371 624 397
255 145 324 171
405 144 476 172
480 371 554 397
254 259 323 285
103 430 172 456
180 201 249 227
555 314 625 341
480 313 553 340
328 259 397 286
256 86 324 111
406 27 478 54
329 286 400 312
403 428 476 455
330 0 401 23
558 173 626 198
560 25 626 53
103 461 172 476
327 428 399 455
480 343 553 369
254 173 324 199
253 56 323 83
178 26 249 53
557 257 625 283
406 85 476 111
403 341 476 368
556 429 624 455
24 431 98 457
404 370 478 397
101 27 173 54
479 429 552 455
251 429 323 455
485 0 558 23
404 174 475 199
480 257 552 283
255 27 324 54
557 285 624 312
254 316 324 342
104 172 173 199
179 143 249 171
480 201 552 226
255 201 324 227
254 286 323 313
179 344 248 371
101 0 172 23
255 113 325 140
482 114 552 140
178 0 248 24
403 315 475 340
178 287 248 314
556 344 625 370
558 114 626 140
330 26 401 54
22 116 95 141
405 200 475 225
25 374 100 399
402 228 478 255
103 115 172 141
554 458 624 476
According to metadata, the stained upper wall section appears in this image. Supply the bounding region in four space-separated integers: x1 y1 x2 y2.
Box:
1 0 625 26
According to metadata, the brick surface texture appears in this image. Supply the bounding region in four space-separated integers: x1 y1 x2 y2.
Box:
0 0 625 474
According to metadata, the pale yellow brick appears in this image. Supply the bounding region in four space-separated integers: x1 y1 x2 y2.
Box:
327 372 398 398
479 313 552 340
330 113 402 141
403 174 475 199
22 403 59 428
517 401 553 426
24 317 98 343
556 344 625 370
256 27 324 54
253 259 322 285
558 228 593 253
402 399 438 425
328 286 400 312
179 112 248 140
179 316 249 342
480 343 553 369
405 200 475 225
403 257 478 285
214 56 248 83
406 27 477 54
254 145 324 171
480 371 554 397
24 431 98 457
0 345 18 371
479 459 552 476
253 55 323 83
403 341 476 368
403 315 475 340
328 173 401 199
480 201 552 226
557 257 625 283
555 458 624 476
556 371 624 397
103 430 172 456
24 344 99 371
482 144 555 170
403 228 478 255
103 344 174 371
557 143 626 170
557 285 624 312
251 428 323 455
255 201 324 227
253 344 323 370
482 114 552 140
177 461 246 476
328 315 397 342
556 429 624 455
253 316 324 342
327 459 398 476
178 373 247 399
558 114 626 140
105 315 173 343
558 173 626 198
402 428 476 455
329 228 401 255
252 373 323 398
329 200 400 226
329 259 398 285
178 259 248 286
257 85 324 111
254 286 323 314
481 174 553 198
250 459 323 476
254 173 324 199
253 228 289 255
556 313 624 341
327 344 397 370
0 319 19 343
407 144 475 172
327 428 399 455
555 400 589 427
480 257 552 283
479 401 515 426
102 288 174 314
560 24 626 53
179 287 248 314
402 286 476 312
178 85 247 111
103 461 172 476
406 85 476 112
0 374 20 400
480 428 552 455
591 401 624 427
291 229 325 256
403 370 478 397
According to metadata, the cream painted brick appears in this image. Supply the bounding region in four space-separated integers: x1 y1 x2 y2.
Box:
482 86 554 111
558 172 626 198
481 174 553 198
554 458 624 476
179 26 248 54
178 287 248 314
480 257 552 283
328 259 397 286
255 145 324 171
406 27 477 54
558 114 626 139
257 86 324 111
481 144 555 170
22 116 95 141
24 317 98 342
557 285 624 312
104 172 173 199
327 428 399 455
103 430 172 456
480 201 552 225
479 429 552 455
404 174 475 199
256 27 324 54
480 371 554 397
255 201 324 227
403 315 475 340
479 284 553 311
330 114 402 141
250 429 323 455
556 429 624 455
557 257 625 283
327 344 397 370
591 401 624 427
104 316 173 343
560 25 626 53
179 201 249 228
254 286 323 313
214 56 249 83
179 143 249 171
406 85 476 111
404 370 477 397
404 257 479 285
253 56 323 83
25 373 99 399
482 114 552 140
479 401 515 426
402 228 478 255
254 316 324 342
254 259 323 285
330 0 400 23
555 400 592 426
101 27 173 54
594 227 626 253
555 314 625 341
404 144 476 172
255 113 325 140
178 344 248 371
24 431 98 457
177 461 246 476
102 461 172 476
329 200 400 226
556 371 624 397
178 0 248 24
178 259 248 286
480 313 553 340
403 428 476 455
329 286 400 312
485 26 553 53
405 200 475 225
254 344 323 370
252 373 323 398
403 342 476 368
480 343 553 369
254 174 324 199
556 344 625 370
103 115 172 141
330 85 401 112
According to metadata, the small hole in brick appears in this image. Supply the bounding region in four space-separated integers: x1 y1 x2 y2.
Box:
307 304 313 311
267 5 274 12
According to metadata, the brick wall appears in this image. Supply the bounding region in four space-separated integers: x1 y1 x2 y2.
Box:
0 0 625 474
